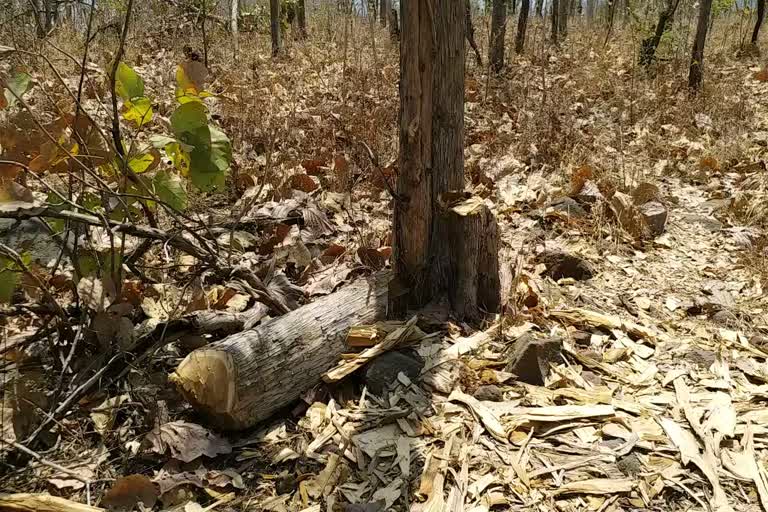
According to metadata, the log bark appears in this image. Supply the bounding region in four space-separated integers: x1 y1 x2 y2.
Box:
490 0 507 73
170 272 389 430
688 0 713 91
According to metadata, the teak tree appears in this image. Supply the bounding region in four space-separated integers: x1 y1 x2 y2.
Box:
270 0 281 56
395 0 500 321
639 0 682 67
689 0 713 91
753 0 766 45
490 0 507 72
516 0 530 53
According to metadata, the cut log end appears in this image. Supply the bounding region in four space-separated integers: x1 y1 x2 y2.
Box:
170 349 238 428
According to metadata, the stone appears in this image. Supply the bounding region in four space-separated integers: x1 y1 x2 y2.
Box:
617 454 643 477
473 385 504 402
363 351 423 396
638 201 668 236
575 180 604 204
505 335 563 386
680 213 723 232
546 197 587 218
537 250 595 281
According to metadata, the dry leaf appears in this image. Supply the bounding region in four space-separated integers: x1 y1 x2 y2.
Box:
144 421 232 462
102 475 158 511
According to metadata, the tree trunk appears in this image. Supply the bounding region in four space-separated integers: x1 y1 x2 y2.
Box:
490 0 507 73
230 0 239 56
559 0 569 38
516 0 530 52
551 0 560 44
688 0 713 91
511 0 517 15
171 273 390 430
380 0 388 26
586 0 595 21
395 0 500 320
465 0 483 66
269 0 281 56
639 0 681 67
297 0 307 39
389 7 400 41
536 0 544 17
753 0 765 44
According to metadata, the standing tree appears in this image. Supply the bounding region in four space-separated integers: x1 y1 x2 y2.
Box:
230 0 239 56
639 0 681 67
753 0 765 45
297 0 308 39
558 0 569 38
490 0 508 72
390 7 400 41
270 0 281 56
516 0 530 53
586 0 595 20
396 0 500 320
551 0 560 44
536 0 544 17
689 0 713 91
466 0 484 66
380 0 388 26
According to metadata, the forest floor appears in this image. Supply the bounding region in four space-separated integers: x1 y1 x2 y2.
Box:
2 15 768 512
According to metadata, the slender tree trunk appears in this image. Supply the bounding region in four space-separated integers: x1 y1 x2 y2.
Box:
688 0 712 91
587 0 595 21
604 0 616 46
297 0 307 38
536 0 544 17
389 7 400 41
551 0 560 44
380 0 388 26
490 0 507 72
559 0 569 37
639 0 681 67
516 0 530 52
230 0 239 56
511 0 517 15
753 0 766 44
396 0 499 319
465 0 483 66
270 0 281 56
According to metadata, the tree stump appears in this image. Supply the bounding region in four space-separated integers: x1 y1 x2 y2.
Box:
445 197 501 321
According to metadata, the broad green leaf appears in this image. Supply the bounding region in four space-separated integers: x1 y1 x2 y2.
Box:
3 72 32 109
149 134 177 149
170 102 208 135
186 125 231 192
0 269 17 303
122 96 153 127
127 150 160 174
115 62 144 101
153 170 187 211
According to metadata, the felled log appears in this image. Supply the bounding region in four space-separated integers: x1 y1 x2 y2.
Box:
170 272 389 430
0 494 104 512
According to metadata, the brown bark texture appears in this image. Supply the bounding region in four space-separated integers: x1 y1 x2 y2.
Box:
688 0 713 91
170 272 389 430
516 0 530 53
270 0 281 56
490 0 507 72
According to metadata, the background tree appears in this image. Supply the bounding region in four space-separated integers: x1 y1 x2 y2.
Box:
552 0 560 44
396 0 499 319
753 0 765 45
298 0 307 39
380 0 388 26
230 0 239 56
689 0 713 90
639 0 681 67
466 0 483 66
516 0 530 52
270 0 281 56
536 0 544 17
559 0 569 38
490 0 507 72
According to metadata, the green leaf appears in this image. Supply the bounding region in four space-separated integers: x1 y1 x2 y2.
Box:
166 142 191 175
115 62 144 101
186 125 232 192
153 170 187 211
122 96 153 127
127 150 160 174
3 72 32 109
0 269 17 303
170 102 208 136
149 134 177 149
